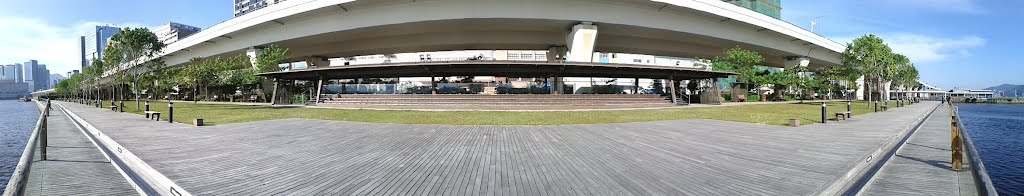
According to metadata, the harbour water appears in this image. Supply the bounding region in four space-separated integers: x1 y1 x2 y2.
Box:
0 100 38 193
957 104 1024 195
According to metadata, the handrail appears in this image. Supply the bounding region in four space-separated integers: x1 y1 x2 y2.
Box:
951 103 999 195
2 100 48 196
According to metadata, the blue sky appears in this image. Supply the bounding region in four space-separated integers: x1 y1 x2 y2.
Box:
1 0 1021 89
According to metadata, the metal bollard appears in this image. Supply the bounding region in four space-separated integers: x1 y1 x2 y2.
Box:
874 101 878 112
847 100 852 112
821 102 827 124
119 101 124 112
145 101 151 118
169 102 174 123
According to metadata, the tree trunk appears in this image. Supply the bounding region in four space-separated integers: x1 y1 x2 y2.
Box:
133 81 141 110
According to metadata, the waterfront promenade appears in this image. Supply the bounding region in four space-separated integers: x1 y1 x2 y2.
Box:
21 104 135 195
860 106 979 196
45 100 939 195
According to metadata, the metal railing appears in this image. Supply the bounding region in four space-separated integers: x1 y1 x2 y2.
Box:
950 102 999 195
3 100 49 196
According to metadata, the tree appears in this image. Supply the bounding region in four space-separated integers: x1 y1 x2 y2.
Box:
255 45 289 73
103 27 166 109
713 47 766 101
842 34 897 106
253 45 290 102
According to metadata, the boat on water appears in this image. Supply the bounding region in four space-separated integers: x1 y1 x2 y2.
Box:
19 97 31 102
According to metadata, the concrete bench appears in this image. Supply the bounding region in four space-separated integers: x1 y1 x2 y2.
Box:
834 112 847 121
145 111 162 121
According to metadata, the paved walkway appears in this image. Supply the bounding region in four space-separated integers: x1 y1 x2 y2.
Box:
22 106 136 195
860 105 979 196
56 101 937 195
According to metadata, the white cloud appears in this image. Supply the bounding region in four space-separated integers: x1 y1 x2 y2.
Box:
0 17 148 76
885 33 985 64
830 33 985 64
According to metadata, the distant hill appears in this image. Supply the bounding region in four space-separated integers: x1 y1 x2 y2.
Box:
984 84 1024 97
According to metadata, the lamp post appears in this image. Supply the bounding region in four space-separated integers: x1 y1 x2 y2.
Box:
796 57 810 102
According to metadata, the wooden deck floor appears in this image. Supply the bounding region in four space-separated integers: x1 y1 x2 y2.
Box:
859 106 979 196
55 101 938 195
22 106 136 195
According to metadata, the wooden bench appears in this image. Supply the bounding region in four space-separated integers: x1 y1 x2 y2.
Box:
834 112 847 121
145 111 162 121
109 105 118 112
842 111 852 119
880 105 889 111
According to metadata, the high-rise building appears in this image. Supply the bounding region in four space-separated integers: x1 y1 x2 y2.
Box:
50 73 65 88
722 0 781 19
80 36 87 69
235 0 288 17
36 64 50 90
1 64 15 81
19 60 50 91
22 61 35 91
13 63 23 83
82 25 122 68
153 22 202 45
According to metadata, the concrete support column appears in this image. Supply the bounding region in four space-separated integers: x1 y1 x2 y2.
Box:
566 22 598 62
430 76 437 94
633 78 640 94
555 77 564 94
305 56 331 69
669 76 678 104
270 79 279 105
547 46 567 62
245 47 263 69
315 77 324 105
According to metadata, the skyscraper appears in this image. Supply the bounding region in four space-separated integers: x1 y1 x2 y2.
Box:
19 60 50 91
1 64 15 81
153 22 202 45
722 0 782 19
235 0 288 17
82 25 122 68
22 60 36 91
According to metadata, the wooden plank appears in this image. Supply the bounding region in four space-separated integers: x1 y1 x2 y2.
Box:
53 101 942 195
22 107 136 196
859 107 978 196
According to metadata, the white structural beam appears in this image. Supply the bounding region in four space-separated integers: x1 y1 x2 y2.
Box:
153 0 844 69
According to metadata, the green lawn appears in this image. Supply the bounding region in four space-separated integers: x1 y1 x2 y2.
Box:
99 100 900 126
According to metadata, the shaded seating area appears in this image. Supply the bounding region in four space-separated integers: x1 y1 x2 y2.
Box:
257 60 733 110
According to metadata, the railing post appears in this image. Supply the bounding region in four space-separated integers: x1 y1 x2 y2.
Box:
40 103 48 161
951 105 964 171
168 101 174 123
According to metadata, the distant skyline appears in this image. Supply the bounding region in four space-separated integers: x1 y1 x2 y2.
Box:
1 0 1022 89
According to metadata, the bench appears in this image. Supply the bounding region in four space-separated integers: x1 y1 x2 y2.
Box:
110 105 118 112
880 105 889 111
834 112 846 121
145 111 162 121
842 111 852 119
